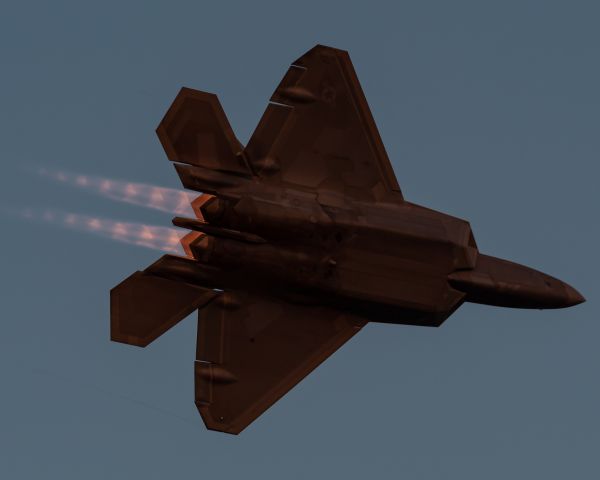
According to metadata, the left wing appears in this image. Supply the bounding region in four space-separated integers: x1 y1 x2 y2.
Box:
195 290 367 434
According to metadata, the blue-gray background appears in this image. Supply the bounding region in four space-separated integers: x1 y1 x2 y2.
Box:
1 1 597 478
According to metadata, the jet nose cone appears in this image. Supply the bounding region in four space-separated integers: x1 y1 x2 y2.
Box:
564 284 585 307
542 276 585 309
448 254 585 310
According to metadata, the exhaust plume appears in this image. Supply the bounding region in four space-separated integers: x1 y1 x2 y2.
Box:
18 208 188 255
37 168 197 216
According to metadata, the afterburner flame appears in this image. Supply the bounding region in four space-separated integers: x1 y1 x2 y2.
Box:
38 168 197 216
180 230 204 257
19 208 188 255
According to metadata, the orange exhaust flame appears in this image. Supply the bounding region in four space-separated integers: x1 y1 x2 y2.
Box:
37 168 197 216
191 193 216 221
18 208 190 255
180 231 204 258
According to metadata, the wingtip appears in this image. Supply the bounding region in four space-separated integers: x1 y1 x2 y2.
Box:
195 403 245 435
293 44 348 66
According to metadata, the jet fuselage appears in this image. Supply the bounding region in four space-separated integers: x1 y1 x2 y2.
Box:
169 176 582 328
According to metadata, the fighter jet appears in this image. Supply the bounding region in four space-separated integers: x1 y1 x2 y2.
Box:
110 44 584 434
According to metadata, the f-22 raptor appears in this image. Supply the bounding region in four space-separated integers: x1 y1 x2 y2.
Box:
111 45 584 434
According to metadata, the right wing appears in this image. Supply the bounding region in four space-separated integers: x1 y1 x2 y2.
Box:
244 44 403 202
195 290 367 434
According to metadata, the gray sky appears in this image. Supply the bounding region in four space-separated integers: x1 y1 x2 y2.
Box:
1 1 598 478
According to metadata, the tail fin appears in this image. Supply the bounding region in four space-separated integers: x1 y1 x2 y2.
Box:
156 87 249 176
111 269 217 347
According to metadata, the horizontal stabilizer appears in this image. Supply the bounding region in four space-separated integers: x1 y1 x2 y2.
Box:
156 87 249 175
111 270 217 347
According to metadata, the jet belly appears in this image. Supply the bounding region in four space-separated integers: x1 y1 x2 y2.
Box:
183 193 475 324
187 233 328 287
328 226 466 325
